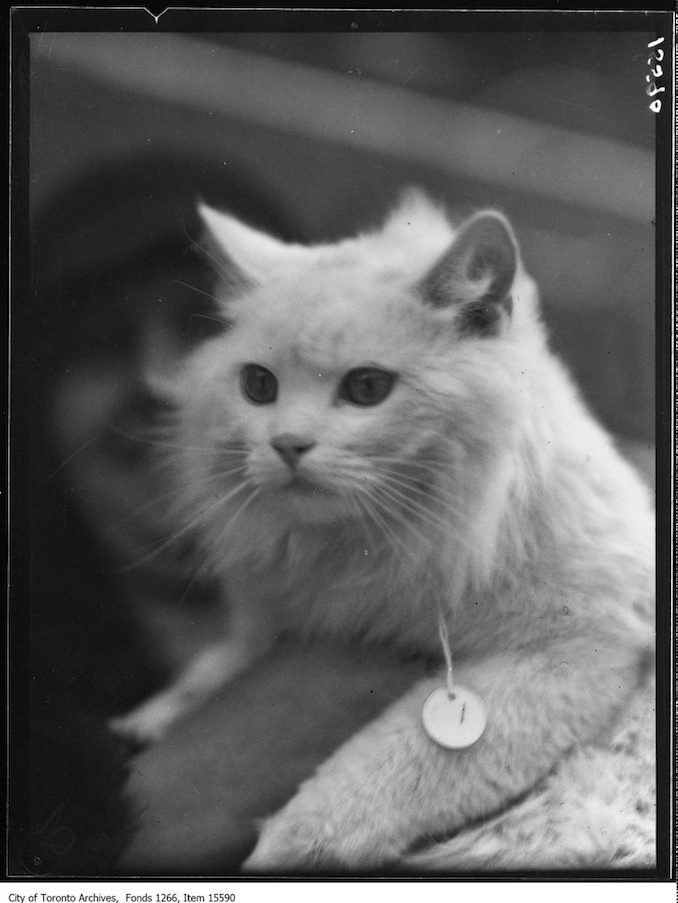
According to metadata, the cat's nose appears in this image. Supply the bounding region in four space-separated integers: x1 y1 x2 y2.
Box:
271 433 316 469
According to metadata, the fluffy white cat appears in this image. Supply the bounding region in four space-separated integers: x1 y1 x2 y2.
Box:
112 190 654 871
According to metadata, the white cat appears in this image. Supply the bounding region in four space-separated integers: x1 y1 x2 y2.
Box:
112 190 654 871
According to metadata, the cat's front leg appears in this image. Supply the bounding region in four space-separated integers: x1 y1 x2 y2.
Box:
242 631 648 873
111 577 277 744
110 638 261 744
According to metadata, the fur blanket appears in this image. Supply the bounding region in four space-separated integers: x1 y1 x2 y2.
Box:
400 439 656 874
402 673 656 872
120 639 655 876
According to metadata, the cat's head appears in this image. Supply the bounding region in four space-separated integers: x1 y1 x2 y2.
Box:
178 191 540 538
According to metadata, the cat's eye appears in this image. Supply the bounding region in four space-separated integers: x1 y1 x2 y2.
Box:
339 368 396 406
241 364 278 404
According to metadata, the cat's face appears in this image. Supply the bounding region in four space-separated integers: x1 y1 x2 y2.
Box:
179 193 523 532
186 265 447 526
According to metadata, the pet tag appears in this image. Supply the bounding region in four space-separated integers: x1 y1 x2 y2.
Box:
422 685 487 749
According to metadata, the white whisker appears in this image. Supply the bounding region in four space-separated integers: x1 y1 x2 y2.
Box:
118 479 253 571
353 484 422 565
375 481 447 535
367 453 450 473
365 489 430 551
173 279 221 306
40 431 105 487
192 485 264 579
111 464 250 527
375 467 467 519
107 424 246 456
177 486 262 600
374 478 476 555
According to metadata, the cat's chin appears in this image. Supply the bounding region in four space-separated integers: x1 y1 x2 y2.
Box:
262 477 352 526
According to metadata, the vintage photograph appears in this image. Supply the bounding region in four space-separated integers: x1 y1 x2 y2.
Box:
8 8 672 881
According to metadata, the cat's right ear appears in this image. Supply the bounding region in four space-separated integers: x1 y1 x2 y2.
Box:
418 211 518 338
198 202 288 286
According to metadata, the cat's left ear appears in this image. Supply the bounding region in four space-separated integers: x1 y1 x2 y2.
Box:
198 202 289 283
418 211 518 337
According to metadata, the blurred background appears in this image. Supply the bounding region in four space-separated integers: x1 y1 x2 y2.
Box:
30 29 657 446
16 23 661 874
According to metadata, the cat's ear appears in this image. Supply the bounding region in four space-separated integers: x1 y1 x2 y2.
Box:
418 211 518 337
198 202 288 285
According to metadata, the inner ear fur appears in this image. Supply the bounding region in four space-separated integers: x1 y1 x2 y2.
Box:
419 211 518 337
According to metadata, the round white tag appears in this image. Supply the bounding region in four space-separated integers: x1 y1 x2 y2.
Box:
422 685 487 749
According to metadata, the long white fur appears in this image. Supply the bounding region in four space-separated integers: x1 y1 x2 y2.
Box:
115 190 654 871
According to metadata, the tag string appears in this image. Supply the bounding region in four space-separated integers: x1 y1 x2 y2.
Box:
436 604 455 698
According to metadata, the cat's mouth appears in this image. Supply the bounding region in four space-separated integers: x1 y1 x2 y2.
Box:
280 473 334 497
271 473 351 525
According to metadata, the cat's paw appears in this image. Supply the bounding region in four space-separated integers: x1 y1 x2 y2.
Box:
108 692 188 745
241 806 400 875
241 817 331 874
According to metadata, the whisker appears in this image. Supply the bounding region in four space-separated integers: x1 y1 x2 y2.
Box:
185 230 228 279
376 469 466 517
117 480 253 572
376 469 435 493
348 489 398 557
39 431 105 488
189 312 230 328
171 484 262 606
165 447 248 459
111 464 250 527
374 479 476 555
172 279 221 306
105 421 246 456
367 455 459 491
210 484 263 543
368 454 450 471
343 487 383 545
375 482 447 534
375 474 453 523
368 495 447 563
175 556 215 608
353 484 422 565
378 470 457 506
